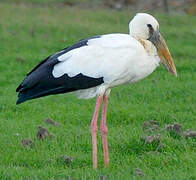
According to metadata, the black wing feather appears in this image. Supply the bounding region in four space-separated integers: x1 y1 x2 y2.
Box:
16 36 104 104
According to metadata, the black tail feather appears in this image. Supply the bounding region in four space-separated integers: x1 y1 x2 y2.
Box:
16 73 104 104
17 85 71 104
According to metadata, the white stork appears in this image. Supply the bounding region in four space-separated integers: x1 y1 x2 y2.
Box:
16 13 177 168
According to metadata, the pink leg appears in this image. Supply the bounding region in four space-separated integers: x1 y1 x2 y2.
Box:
100 95 109 168
91 95 103 168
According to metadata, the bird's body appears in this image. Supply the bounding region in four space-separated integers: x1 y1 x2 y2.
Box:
16 13 177 168
17 33 160 103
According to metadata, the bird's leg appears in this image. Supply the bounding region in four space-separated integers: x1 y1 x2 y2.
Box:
91 95 103 169
100 94 110 168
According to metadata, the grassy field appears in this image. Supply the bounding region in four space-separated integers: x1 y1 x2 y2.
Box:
0 1 196 179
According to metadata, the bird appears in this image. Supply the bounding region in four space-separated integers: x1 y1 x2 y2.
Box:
16 13 177 168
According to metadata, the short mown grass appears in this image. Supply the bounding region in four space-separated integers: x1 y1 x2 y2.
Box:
0 2 196 179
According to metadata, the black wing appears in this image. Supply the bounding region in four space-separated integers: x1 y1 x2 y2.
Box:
16 36 104 104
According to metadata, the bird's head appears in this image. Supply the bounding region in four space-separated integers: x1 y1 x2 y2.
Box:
129 13 177 77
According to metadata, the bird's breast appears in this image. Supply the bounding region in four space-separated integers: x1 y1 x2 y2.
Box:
128 55 160 83
108 54 159 88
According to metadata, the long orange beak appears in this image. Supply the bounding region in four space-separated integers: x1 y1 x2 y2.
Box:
149 31 177 77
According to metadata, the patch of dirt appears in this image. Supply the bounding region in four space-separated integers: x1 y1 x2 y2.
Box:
45 118 61 126
164 123 196 140
57 155 74 166
183 129 196 139
141 120 196 154
133 168 146 177
37 126 53 140
143 120 160 133
21 139 34 148
142 135 160 144
165 123 183 134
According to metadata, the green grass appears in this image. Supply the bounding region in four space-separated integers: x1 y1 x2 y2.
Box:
0 2 196 179
1 0 100 6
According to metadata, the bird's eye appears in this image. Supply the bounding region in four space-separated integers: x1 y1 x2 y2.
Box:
147 24 154 36
147 24 152 28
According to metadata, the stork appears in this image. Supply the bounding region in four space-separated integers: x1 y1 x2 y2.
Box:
16 13 177 168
